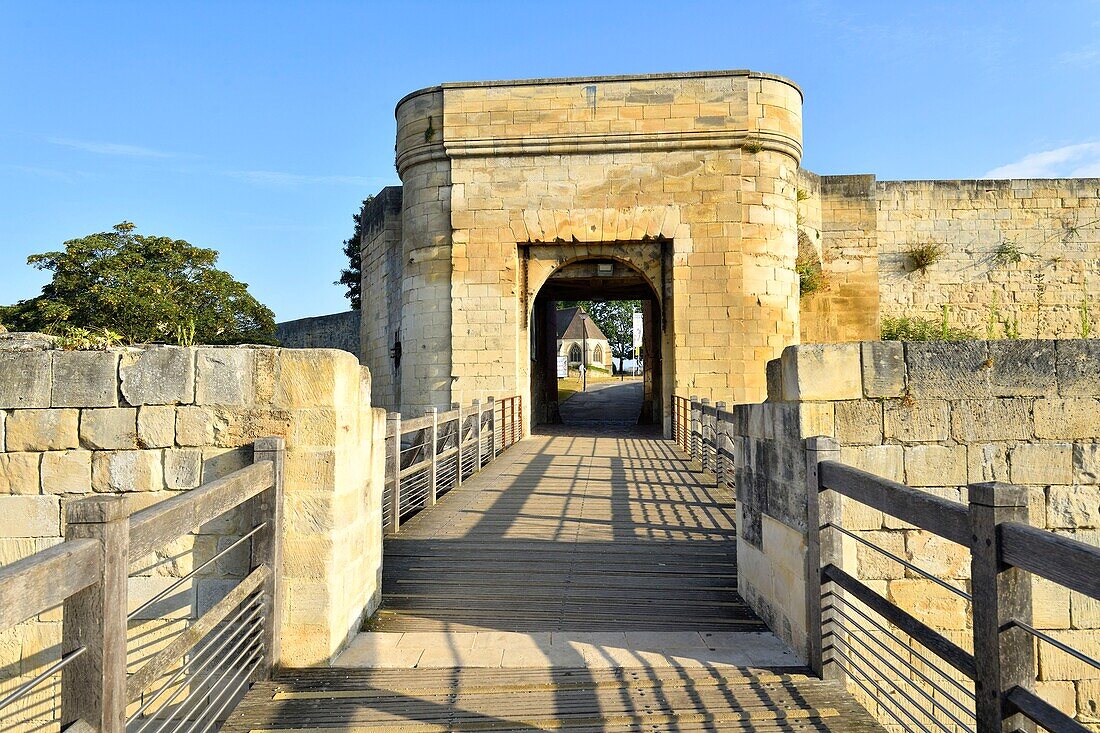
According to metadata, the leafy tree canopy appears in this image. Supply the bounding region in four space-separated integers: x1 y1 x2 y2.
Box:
0 222 276 345
337 196 372 309
558 299 641 371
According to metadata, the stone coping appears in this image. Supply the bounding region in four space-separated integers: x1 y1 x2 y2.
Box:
395 68 803 111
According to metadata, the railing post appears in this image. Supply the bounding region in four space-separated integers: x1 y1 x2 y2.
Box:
454 402 464 487
488 396 497 458
61 495 128 733
426 406 439 505
689 395 700 464
714 402 726 487
473 399 484 470
805 436 841 680
251 437 285 678
387 413 401 532
700 398 712 472
970 482 1035 733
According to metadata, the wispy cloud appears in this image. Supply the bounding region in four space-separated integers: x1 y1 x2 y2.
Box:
44 136 180 158
224 170 382 187
984 143 1100 179
1059 43 1100 67
2 164 90 183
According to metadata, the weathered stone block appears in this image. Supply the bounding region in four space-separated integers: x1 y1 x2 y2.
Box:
137 405 175 448
1046 486 1100 529
40 450 92 494
176 406 216 446
884 399 950 443
274 349 358 408
1035 398 1100 440
886 578 970 630
91 450 164 493
4 408 79 451
905 341 990 398
1009 443 1073 485
120 347 195 405
164 449 202 490
0 495 59 536
0 452 41 494
51 350 119 407
988 340 1057 397
1038 630 1100 680
80 407 138 450
834 400 882 445
765 359 782 402
840 444 903 483
201 447 250 483
968 443 1010 483
861 341 905 398
1056 339 1100 397
1032 575 1072 629
905 531 970 579
855 530 905 580
904 444 966 487
0 351 51 408
950 399 1033 442
780 343 861 401
195 348 253 406
1077 679 1100 722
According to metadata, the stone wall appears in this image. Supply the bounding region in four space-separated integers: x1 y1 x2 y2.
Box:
732 340 1100 728
276 310 360 354
359 187 404 411
0 336 385 731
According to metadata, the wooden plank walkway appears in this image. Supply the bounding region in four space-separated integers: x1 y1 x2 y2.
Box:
373 431 763 632
223 666 886 732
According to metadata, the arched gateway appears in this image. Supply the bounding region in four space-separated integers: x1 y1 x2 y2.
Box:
359 69 807 435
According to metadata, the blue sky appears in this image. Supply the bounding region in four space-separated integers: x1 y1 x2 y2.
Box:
2 1 1099 321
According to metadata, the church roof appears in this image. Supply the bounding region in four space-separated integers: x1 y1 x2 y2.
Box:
556 307 609 341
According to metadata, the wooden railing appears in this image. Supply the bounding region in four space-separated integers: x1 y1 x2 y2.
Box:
672 395 734 490
0 438 284 733
806 436 1100 733
383 395 522 534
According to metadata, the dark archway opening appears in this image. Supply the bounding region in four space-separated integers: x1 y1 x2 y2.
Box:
531 258 662 428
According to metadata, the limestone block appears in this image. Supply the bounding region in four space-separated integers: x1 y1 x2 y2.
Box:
988 340 1057 397
92 450 164 493
780 344 861 401
861 341 905 398
855 530 905 580
886 578 970 630
127 576 195 619
4 409 79 451
1056 340 1100 397
905 531 969 579
1046 486 1100 529
1035 398 1100 440
1075 443 1100 483
200 448 250 483
950 399 1033 442
1009 443 1073 485
175 407 215 446
40 450 92 494
968 443 1010 483
120 347 195 405
80 407 137 450
164 449 202 490
834 400 882 445
0 351 51 408
840 444 903 483
1038 630 1100 680
904 445 966 487
1077 679 1100 722
138 406 175 449
905 341 990 398
1031 575 1072 629
0 495 59 537
275 349 359 408
1033 682 1076 719
840 496 884 531
195 348 254 406
884 399 949 443
51 351 119 407
0 452 41 495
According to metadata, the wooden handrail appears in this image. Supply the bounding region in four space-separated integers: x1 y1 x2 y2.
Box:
0 539 101 630
1000 521 1100 602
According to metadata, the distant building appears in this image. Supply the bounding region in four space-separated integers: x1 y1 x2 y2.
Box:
556 307 612 370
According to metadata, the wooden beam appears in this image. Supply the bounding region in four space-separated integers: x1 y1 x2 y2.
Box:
0 538 99 630
1000 521 1100 602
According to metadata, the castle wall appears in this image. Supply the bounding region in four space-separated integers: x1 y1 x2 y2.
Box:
359 188 404 411
276 310 360 354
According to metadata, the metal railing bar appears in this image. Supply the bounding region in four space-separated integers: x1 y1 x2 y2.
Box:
823 590 976 701
824 616 976 732
827 642 936 733
128 598 263 727
150 639 263 733
0 646 87 712
1012 620 1100 672
185 654 263 733
128 523 267 621
825 523 973 601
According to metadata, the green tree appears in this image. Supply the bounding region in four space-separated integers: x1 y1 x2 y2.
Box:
0 222 276 345
559 299 641 373
336 196 372 309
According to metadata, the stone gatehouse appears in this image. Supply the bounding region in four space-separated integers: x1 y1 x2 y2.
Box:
356 69 1100 433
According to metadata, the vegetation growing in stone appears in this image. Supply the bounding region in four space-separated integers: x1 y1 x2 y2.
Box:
741 139 763 154
796 231 826 297
993 239 1025 266
881 314 975 341
0 222 276 345
337 195 372 309
905 243 946 273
